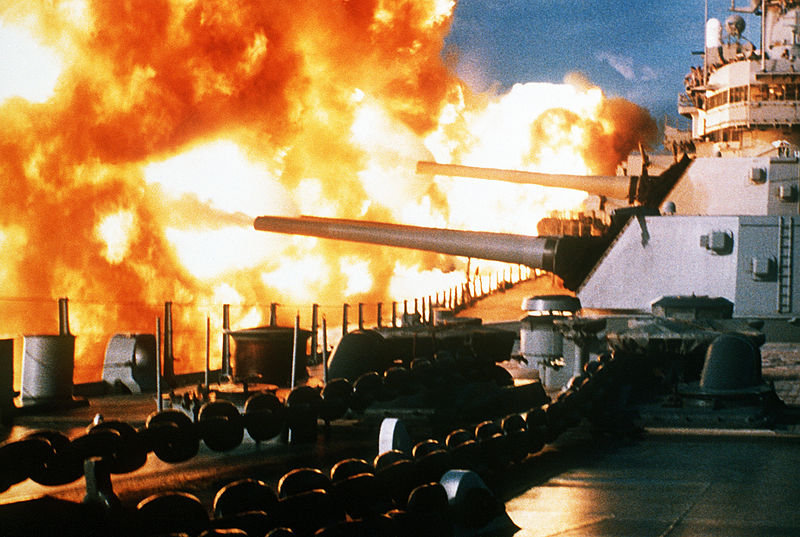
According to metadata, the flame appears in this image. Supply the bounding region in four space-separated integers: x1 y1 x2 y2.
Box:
0 1 654 385
96 210 135 264
0 22 63 103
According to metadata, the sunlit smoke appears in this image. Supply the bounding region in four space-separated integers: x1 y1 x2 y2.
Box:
0 1 655 384
0 22 62 103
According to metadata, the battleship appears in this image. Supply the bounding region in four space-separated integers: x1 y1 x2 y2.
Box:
2 1 800 536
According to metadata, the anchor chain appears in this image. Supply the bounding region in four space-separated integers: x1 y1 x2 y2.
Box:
0 350 633 495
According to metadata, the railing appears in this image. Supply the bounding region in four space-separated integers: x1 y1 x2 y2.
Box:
0 266 536 389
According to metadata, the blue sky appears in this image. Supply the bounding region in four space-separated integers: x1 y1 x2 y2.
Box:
445 0 760 127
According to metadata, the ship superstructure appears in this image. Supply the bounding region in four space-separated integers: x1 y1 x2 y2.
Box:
680 0 800 158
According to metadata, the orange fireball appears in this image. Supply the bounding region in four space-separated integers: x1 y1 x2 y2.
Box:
0 1 654 385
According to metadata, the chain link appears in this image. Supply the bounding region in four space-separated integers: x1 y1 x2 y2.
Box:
196 400 244 452
88 419 148 474
0 436 53 492
25 429 84 487
144 409 199 463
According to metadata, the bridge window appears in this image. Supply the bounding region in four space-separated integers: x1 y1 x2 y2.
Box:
706 84 800 110
730 86 747 103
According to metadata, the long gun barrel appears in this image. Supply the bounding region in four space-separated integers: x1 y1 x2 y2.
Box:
416 161 635 201
253 215 601 288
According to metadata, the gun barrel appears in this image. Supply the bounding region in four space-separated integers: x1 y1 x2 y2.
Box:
416 161 633 200
253 215 600 286
255 215 556 268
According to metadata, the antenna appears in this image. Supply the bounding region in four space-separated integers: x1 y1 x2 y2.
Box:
706 0 709 85
728 0 765 71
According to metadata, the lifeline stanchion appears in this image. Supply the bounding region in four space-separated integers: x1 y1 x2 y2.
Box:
311 303 319 365
322 315 329 385
291 313 300 391
204 316 210 390
288 312 300 446
155 317 162 412
163 302 174 385
222 304 231 380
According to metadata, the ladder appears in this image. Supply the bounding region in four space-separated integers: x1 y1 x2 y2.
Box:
777 216 794 314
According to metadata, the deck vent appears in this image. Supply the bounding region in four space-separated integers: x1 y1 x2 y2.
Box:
749 167 766 184
778 184 797 201
751 256 776 281
699 230 733 255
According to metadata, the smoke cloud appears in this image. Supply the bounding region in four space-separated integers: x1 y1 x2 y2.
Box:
1 1 656 382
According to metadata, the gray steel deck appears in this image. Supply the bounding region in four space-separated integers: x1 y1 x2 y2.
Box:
506 429 800 537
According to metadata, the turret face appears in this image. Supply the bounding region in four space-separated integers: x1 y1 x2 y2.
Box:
577 214 800 318
679 1 800 158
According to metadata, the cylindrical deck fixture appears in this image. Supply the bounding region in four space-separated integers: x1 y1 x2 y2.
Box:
21 298 77 406
377 303 383 328
358 303 364 331
519 295 582 388
342 303 349 337
392 302 397 328
21 334 75 405
222 304 231 379
163 302 175 383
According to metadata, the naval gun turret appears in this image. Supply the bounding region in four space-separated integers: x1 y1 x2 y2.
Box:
254 156 691 291
255 1 800 338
